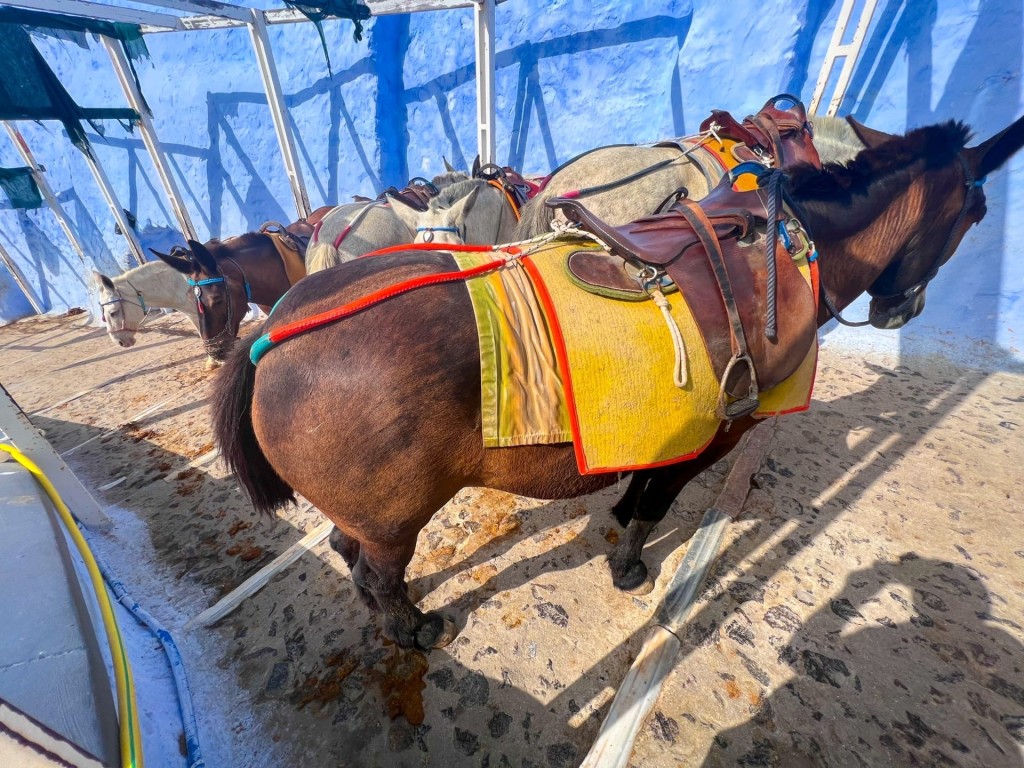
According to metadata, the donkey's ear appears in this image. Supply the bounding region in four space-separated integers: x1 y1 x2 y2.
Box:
845 116 898 150
386 195 422 231
92 270 116 292
471 155 482 178
449 184 482 221
967 113 1024 180
443 156 456 173
187 239 219 275
151 248 193 275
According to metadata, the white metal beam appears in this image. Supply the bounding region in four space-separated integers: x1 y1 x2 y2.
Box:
809 0 879 116
247 9 311 219
2 0 183 29
473 0 496 166
0 239 45 314
100 36 199 241
141 0 478 33
0 384 112 531
4 122 91 267
78 138 148 267
127 0 250 23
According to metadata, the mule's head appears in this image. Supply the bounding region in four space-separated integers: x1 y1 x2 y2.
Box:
94 271 145 348
153 240 241 362
389 183 482 245
863 116 1024 329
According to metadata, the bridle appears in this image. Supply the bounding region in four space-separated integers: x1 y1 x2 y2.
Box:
416 225 462 243
820 153 986 328
99 278 149 333
187 254 252 355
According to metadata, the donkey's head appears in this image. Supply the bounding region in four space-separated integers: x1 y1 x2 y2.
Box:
94 270 146 348
788 114 1024 330
388 181 484 245
153 239 242 364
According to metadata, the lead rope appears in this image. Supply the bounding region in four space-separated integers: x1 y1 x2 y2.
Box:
651 287 688 387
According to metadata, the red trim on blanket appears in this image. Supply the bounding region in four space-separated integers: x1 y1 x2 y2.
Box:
523 254 720 475
266 258 506 346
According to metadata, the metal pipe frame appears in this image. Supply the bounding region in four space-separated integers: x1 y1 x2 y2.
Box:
100 36 199 242
809 0 879 116
4 122 91 266
473 0 496 167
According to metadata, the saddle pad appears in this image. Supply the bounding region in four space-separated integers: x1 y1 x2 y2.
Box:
452 252 572 447
455 242 817 474
267 232 308 286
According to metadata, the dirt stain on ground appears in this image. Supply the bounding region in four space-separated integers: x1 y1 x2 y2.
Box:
367 649 430 726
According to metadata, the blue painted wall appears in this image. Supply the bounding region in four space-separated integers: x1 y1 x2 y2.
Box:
1 0 1021 366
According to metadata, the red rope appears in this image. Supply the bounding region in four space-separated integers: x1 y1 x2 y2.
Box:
266 258 507 346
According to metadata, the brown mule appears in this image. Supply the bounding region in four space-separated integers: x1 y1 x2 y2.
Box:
212 115 1024 651
154 207 332 364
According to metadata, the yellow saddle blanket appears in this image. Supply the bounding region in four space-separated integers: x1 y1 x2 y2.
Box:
453 240 817 474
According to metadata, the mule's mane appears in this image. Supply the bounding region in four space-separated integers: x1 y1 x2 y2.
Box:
430 178 488 209
430 171 471 188
786 120 972 201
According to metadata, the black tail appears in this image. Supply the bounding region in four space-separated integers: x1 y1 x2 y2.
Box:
211 327 295 515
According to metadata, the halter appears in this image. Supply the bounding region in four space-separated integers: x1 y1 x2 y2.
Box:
187 256 252 355
416 226 461 243
99 279 148 333
821 153 984 327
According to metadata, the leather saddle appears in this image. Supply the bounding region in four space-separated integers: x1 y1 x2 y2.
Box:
698 93 820 169
550 164 818 418
261 205 334 261
353 178 441 211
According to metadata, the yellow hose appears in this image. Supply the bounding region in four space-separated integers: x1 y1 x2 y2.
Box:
0 444 143 768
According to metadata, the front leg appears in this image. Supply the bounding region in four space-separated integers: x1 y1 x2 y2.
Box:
607 420 752 593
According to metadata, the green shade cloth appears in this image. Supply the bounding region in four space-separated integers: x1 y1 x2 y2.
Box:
284 0 371 75
0 10 145 156
0 167 42 209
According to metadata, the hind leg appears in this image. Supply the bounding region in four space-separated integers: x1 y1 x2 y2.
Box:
610 472 650 528
607 428 748 593
329 527 381 611
354 539 458 650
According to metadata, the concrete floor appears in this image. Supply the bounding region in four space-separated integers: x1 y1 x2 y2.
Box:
1 311 1022 767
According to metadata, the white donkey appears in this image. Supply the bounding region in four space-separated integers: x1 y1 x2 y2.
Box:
387 178 520 246
93 262 219 364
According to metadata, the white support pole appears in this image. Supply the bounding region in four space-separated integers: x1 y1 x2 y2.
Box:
247 9 312 220
4 122 91 266
79 140 148 267
1 0 182 29
100 36 199 242
0 384 111 531
580 421 778 768
0 239 45 314
473 0 496 166
808 0 879 116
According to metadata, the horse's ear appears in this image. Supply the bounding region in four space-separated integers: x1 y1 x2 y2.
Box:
387 195 422 231
92 270 116 292
151 248 193 275
187 239 219 275
449 184 482 221
471 155 482 178
443 156 456 173
845 116 897 149
966 113 1024 180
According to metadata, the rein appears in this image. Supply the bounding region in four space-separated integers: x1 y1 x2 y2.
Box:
820 153 984 327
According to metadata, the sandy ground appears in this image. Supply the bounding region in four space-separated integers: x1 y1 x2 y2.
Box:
1 311 1022 768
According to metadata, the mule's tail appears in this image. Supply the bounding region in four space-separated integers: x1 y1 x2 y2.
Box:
212 327 295 515
305 239 339 274
514 190 557 239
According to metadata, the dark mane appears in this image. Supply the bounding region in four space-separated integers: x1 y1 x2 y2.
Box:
786 120 972 201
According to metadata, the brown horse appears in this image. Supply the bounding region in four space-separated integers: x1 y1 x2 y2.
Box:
212 116 1024 651
153 207 332 364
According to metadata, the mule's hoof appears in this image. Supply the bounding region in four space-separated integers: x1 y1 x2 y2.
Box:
204 357 223 370
415 613 459 650
613 561 653 594
623 573 656 596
